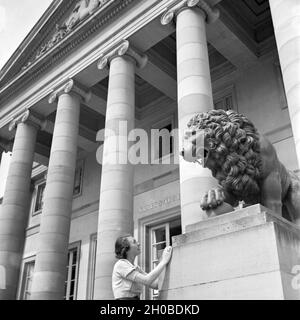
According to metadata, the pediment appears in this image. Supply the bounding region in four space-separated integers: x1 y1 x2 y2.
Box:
0 0 111 87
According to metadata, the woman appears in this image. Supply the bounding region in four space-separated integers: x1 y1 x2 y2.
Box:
112 234 173 300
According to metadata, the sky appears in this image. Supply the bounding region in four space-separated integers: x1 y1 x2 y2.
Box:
0 1 53 195
0 0 53 70
0 152 11 197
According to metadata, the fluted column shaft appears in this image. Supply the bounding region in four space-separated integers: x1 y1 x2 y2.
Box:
269 0 300 168
0 114 38 299
30 80 87 300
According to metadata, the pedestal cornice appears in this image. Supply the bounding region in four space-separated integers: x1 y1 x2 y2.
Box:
161 0 219 25
97 40 148 70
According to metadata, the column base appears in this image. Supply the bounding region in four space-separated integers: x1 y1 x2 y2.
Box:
159 204 300 300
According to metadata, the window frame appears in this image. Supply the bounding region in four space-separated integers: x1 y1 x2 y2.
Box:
18 256 35 300
149 222 170 300
213 84 238 112
151 114 176 163
31 178 46 216
86 233 97 300
73 159 84 198
138 206 181 300
64 241 81 300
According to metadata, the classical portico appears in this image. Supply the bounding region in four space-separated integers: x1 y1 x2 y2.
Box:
0 0 299 301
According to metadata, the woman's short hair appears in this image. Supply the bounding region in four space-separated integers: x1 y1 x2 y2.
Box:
115 234 131 259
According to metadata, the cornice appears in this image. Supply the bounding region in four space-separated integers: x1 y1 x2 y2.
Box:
0 0 134 104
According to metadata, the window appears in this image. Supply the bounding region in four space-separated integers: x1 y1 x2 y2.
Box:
213 84 237 111
158 124 173 159
32 180 46 215
64 242 80 300
151 115 176 163
147 219 181 300
20 260 35 300
73 160 84 197
86 234 97 300
214 94 234 111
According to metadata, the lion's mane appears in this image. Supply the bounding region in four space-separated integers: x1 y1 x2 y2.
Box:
187 109 262 203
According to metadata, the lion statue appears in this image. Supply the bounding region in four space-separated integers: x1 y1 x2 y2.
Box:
181 109 300 226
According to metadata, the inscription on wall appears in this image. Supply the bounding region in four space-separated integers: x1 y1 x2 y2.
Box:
138 194 180 213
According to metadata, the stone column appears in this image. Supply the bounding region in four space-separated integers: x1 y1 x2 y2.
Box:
269 0 300 168
161 0 220 231
30 80 90 300
0 110 43 299
94 41 147 300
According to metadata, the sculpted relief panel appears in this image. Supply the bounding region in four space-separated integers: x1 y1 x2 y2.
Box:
22 0 109 70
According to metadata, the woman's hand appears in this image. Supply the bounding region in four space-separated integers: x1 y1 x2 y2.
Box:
161 246 172 265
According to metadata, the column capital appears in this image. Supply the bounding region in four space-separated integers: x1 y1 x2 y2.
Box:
97 40 148 70
161 0 219 26
8 109 46 132
48 79 91 104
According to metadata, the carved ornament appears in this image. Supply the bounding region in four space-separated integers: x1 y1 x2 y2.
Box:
161 0 219 25
97 40 148 70
48 78 91 104
8 110 46 132
22 0 111 71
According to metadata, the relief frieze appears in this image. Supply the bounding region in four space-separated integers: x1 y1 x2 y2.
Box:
22 0 110 70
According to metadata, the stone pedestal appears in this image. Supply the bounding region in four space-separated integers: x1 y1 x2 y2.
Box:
159 204 300 300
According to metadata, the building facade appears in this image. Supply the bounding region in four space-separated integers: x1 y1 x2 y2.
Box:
0 0 299 300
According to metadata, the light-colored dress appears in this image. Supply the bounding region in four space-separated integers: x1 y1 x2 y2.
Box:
112 259 146 299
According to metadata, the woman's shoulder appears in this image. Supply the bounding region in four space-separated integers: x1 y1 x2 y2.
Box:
114 259 135 271
113 259 140 278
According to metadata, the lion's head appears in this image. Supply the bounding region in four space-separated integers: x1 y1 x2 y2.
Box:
181 109 262 204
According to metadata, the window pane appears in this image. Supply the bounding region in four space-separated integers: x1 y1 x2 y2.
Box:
158 124 173 159
225 96 233 110
153 228 166 244
34 183 46 212
71 266 76 280
73 163 83 196
64 245 79 300
148 219 181 300
70 280 75 296
214 100 224 110
152 242 166 261
21 261 35 300
72 251 77 265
